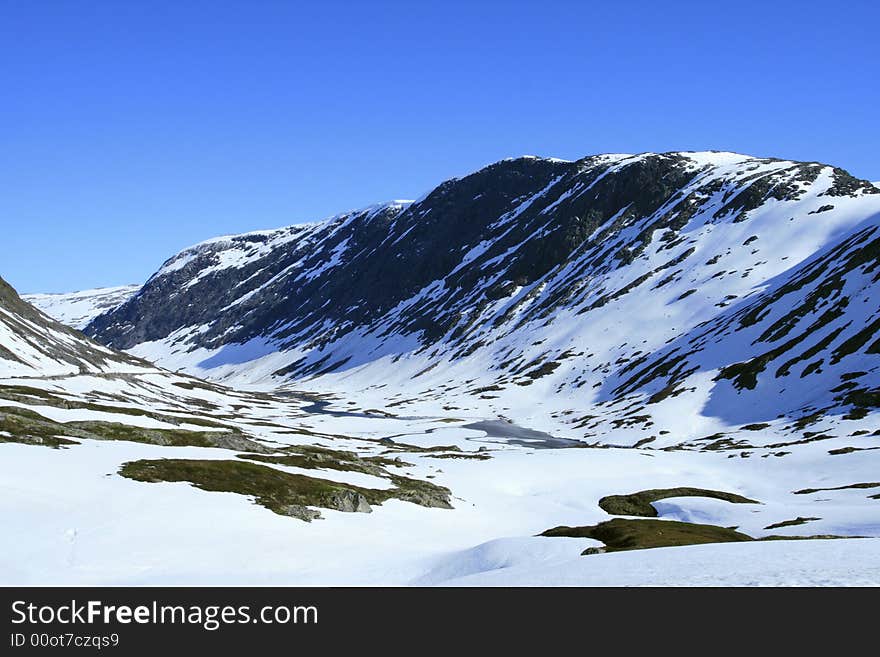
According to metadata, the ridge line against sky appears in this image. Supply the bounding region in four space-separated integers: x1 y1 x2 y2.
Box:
2 0 878 294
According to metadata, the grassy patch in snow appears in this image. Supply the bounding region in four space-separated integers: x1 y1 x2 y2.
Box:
377 436 464 454
120 458 374 521
598 487 759 517
119 457 452 521
542 518 753 553
793 482 880 495
424 452 492 460
542 518 859 554
238 444 411 477
764 517 820 530
0 406 80 448
740 422 770 431
828 446 880 455
0 405 266 451
0 384 232 430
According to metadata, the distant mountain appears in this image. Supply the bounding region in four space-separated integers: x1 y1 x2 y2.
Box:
85 151 880 444
24 284 140 330
0 276 149 378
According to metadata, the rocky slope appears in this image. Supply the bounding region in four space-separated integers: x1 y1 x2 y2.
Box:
0 276 151 378
84 151 880 446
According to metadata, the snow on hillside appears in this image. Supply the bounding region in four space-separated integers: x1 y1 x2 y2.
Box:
24 285 140 330
85 151 880 450
0 277 152 378
4 152 880 587
148 200 412 284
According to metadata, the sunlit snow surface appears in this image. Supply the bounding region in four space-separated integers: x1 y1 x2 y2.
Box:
24 285 139 330
1 370 879 586
5 153 880 585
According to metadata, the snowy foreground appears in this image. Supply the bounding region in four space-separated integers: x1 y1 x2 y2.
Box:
432 538 880 586
2 373 879 586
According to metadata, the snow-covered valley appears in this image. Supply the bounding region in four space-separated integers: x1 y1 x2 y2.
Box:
3 377 879 585
4 151 880 586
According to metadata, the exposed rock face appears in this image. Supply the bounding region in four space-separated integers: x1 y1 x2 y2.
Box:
330 489 373 513
393 486 453 510
281 506 323 522
81 151 880 442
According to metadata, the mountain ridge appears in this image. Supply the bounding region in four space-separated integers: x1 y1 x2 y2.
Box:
74 150 880 445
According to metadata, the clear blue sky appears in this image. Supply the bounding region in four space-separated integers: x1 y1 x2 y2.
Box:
2 1 878 293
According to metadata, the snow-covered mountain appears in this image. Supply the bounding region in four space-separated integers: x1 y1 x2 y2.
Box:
4 151 880 585
0 276 151 378
5 252 880 585
86 151 880 447
24 285 139 330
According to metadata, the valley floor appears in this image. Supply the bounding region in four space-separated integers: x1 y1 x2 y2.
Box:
2 373 879 586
